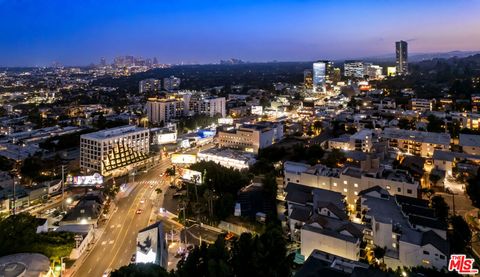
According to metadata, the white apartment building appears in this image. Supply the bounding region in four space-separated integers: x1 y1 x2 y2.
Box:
139 78 161 94
329 129 377 152
184 93 226 118
284 184 363 261
146 93 226 125
459 133 480 155
410 98 434 112
452 112 480 130
382 128 451 158
359 187 448 270
163 76 181 91
197 148 256 170
364 64 384 80
301 221 362 262
283 161 418 205
80 125 150 176
146 98 185 125
218 123 283 154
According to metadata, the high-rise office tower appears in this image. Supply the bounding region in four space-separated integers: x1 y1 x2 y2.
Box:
99 57 106 67
396 40 408 75
312 61 333 93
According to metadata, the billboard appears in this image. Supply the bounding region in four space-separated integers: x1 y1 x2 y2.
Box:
171 154 197 164
136 221 167 268
67 173 104 186
251 105 263 115
181 169 202 184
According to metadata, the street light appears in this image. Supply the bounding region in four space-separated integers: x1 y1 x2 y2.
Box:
66 197 73 205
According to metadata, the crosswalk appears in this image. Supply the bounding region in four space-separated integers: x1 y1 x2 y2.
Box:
136 180 163 186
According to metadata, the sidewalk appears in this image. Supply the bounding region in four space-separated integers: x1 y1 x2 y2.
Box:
65 202 118 277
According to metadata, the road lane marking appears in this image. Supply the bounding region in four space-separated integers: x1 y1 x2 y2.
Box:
106 185 152 270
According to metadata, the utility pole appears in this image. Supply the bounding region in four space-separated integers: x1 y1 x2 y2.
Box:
452 192 456 215
61 165 65 211
12 175 16 215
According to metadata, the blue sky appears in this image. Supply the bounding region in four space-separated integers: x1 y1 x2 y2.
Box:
0 0 479 66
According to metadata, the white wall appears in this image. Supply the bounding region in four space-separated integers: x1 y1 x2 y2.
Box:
301 226 360 261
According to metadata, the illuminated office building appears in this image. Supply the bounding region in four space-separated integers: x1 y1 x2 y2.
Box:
80 126 150 176
313 61 333 93
396 40 408 75
344 61 365 78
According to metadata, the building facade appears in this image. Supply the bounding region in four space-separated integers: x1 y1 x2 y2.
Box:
146 98 185 125
80 125 150 176
344 61 365 78
313 61 333 93
382 128 451 158
396 40 408 75
410 98 434 112
139 78 162 94
197 148 256 170
218 123 283 154
163 76 181 91
283 161 419 205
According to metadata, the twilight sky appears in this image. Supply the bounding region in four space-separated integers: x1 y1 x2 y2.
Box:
0 0 479 66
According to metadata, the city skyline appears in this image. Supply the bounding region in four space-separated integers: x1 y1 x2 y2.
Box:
1 0 479 66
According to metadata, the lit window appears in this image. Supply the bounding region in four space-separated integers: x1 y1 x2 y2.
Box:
343 180 348 185
333 183 337 186
354 191 358 195
354 183 358 188
344 188 348 192
386 185 391 190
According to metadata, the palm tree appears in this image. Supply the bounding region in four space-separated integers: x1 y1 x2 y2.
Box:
312 121 322 135
191 174 200 203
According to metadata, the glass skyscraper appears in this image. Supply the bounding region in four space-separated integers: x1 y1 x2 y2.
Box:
396 40 408 75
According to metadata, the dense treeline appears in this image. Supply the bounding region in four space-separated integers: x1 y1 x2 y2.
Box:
0 214 74 262
113 224 292 277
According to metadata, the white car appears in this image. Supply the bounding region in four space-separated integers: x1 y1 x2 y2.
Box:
102 269 111 277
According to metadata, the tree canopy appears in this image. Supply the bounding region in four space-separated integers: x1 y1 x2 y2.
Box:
449 215 472 254
112 263 171 277
176 224 291 277
0 213 75 261
430 195 449 223
466 172 480 208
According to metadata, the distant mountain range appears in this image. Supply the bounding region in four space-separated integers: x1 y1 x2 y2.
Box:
350 50 480 63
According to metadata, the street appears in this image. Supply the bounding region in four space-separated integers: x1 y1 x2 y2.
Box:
71 158 172 277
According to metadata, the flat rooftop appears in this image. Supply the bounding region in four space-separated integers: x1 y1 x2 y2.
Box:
362 194 422 246
198 148 255 162
433 149 480 162
459 133 480 147
350 129 374 140
382 128 451 145
81 125 148 140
